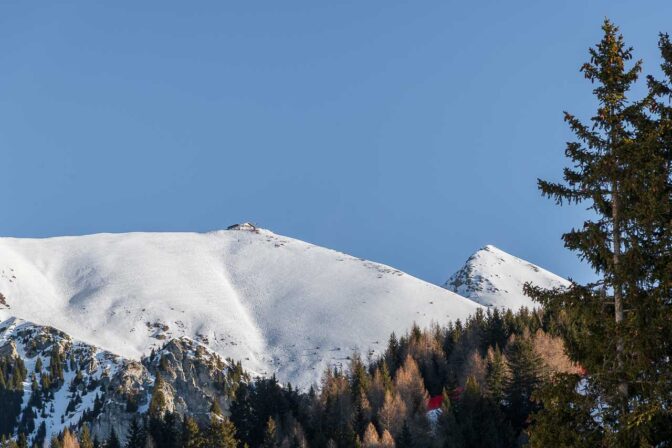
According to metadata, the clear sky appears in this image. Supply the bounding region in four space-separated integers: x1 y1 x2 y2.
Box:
1 1 671 285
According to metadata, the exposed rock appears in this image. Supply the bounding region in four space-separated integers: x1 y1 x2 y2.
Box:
0 340 18 358
0 317 244 444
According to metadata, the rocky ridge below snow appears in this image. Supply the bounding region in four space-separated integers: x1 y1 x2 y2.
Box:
0 317 243 444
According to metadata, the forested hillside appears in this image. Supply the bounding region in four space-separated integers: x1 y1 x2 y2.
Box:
1 307 573 447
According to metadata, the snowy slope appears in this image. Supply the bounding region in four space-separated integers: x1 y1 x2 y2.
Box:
444 245 570 310
0 225 481 388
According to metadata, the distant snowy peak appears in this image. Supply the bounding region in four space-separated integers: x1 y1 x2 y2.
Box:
444 245 570 310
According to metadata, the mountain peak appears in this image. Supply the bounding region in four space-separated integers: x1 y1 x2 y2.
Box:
0 229 480 388
444 245 569 310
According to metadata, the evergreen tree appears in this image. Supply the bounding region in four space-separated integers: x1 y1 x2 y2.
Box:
503 333 542 434
151 412 181 448
16 434 27 448
262 417 278 448
396 421 413 448
437 391 463 448
207 416 238 448
34 421 47 448
125 419 146 448
107 429 121 448
527 19 672 446
485 346 506 404
229 383 254 445
148 374 167 418
528 376 601 448
455 377 511 448
180 417 203 448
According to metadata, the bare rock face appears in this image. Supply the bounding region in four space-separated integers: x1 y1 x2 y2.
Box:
145 337 238 422
91 360 153 442
91 338 242 442
0 339 18 358
0 317 244 444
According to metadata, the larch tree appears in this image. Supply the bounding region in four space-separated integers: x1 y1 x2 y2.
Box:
79 424 94 448
361 423 380 448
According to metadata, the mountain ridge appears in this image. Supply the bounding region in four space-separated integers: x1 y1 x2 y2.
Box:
0 225 481 388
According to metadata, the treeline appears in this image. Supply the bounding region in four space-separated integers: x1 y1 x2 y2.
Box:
2 306 574 448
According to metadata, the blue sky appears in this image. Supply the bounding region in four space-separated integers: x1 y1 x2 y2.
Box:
1 1 670 284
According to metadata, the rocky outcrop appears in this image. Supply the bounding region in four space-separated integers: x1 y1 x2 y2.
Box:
0 317 244 444
145 338 237 420
91 360 152 442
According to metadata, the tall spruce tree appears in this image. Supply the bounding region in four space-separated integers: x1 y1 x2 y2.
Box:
107 429 121 448
503 333 542 433
527 19 672 446
485 346 506 404
262 417 279 448
125 418 146 448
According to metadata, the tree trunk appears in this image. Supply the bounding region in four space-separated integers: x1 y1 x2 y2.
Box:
611 180 627 399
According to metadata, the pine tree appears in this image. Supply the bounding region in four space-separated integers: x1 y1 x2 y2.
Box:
396 421 413 448
262 417 278 448
229 383 254 446
455 376 511 448
528 376 601 448
526 19 672 446
210 399 223 417
436 391 463 448
485 346 506 403
181 416 203 448
16 434 27 448
125 418 146 448
148 374 168 418
503 333 542 433
207 416 238 448
107 429 121 448
34 421 47 448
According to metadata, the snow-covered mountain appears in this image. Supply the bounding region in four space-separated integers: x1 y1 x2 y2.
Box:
444 245 570 310
0 224 480 388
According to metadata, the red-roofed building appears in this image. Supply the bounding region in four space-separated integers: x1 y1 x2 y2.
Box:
427 395 443 411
